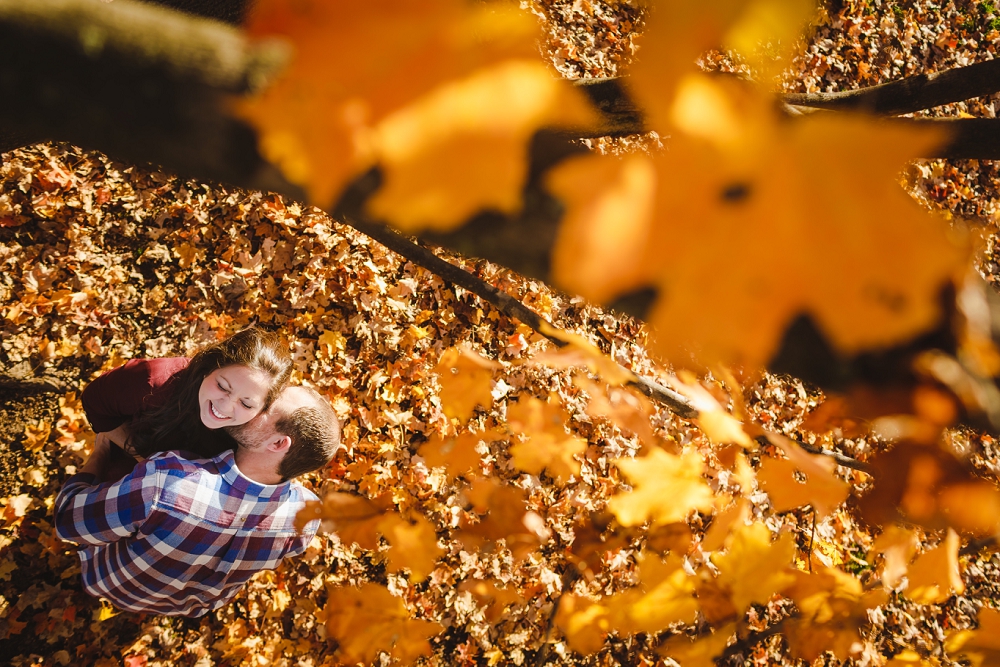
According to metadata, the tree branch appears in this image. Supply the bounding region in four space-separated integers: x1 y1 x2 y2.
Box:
338 213 699 419
783 58 1000 115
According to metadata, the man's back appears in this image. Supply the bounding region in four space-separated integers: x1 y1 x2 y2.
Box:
55 449 318 617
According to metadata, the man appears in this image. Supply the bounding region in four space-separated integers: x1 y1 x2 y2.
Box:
54 385 340 617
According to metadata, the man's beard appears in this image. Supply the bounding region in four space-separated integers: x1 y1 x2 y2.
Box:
226 422 264 450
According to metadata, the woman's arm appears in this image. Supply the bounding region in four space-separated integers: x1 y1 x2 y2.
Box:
81 357 190 432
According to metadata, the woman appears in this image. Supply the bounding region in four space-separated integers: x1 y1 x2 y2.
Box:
82 327 293 474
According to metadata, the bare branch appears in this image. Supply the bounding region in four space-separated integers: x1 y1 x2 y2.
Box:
783 58 1000 115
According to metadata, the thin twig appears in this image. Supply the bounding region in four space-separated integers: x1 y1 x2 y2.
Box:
808 508 817 573
533 588 569 667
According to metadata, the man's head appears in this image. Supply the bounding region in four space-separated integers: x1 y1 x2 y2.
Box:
230 385 341 481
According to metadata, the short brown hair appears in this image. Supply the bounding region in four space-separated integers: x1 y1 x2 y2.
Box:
275 386 341 480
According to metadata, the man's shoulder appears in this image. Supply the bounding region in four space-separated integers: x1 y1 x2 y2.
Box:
286 481 320 504
144 450 228 491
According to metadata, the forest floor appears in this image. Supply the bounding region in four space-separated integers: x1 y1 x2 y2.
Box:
3 1 1000 666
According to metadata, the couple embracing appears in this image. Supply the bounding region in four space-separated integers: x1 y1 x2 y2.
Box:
54 327 341 618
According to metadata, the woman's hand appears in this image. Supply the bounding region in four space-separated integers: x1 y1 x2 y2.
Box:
80 433 113 477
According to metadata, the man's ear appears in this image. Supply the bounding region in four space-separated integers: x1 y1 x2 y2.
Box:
266 434 292 455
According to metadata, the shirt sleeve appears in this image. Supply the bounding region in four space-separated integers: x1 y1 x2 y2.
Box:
287 519 320 558
286 487 320 558
81 357 190 433
54 458 161 546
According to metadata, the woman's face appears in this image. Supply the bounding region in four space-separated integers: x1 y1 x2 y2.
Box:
198 365 272 429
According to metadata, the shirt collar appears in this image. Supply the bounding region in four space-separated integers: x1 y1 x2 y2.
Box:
215 449 290 499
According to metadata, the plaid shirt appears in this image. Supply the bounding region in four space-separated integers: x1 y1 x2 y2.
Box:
54 449 319 617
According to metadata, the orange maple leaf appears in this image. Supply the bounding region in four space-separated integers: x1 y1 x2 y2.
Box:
531 323 636 386
460 579 522 623
456 478 545 560
435 346 498 423
322 583 442 665
869 524 919 590
506 395 586 484
295 492 395 550
239 0 595 223
379 513 444 583
554 594 612 655
906 528 964 604
756 434 850 518
417 428 500 480
547 77 965 370
627 0 817 129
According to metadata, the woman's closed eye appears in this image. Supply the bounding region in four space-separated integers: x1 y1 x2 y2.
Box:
217 380 230 393
240 400 254 410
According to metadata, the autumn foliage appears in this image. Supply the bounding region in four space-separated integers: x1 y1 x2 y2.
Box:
4 0 1000 666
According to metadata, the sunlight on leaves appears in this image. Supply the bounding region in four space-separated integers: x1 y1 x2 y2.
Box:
506 395 586 484
322 583 442 665
435 346 498 423
608 448 714 526
906 529 964 604
712 521 796 612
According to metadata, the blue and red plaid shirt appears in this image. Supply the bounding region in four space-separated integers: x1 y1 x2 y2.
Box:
54 449 319 617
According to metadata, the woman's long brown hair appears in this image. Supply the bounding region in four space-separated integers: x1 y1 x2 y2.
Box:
129 327 293 459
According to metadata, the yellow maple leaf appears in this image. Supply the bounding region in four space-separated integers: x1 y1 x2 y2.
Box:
712 521 796 611
614 552 699 633
627 0 817 129
554 594 612 655
322 583 442 666
22 419 51 453
239 0 593 219
506 395 586 484
608 448 715 526
667 374 753 447
546 78 964 371
379 513 444 583
783 567 885 662
886 650 941 666
756 436 850 518
435 346 498 423
946 607 1000 667
658 622 737 667
870 524 919 590
366 60 596 230
906 528 964 604
701 498 750 552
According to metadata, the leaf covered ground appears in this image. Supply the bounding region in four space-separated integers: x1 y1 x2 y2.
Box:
3 1 1000 666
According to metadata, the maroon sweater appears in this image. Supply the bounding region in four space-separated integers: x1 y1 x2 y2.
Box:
82 357 191 433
